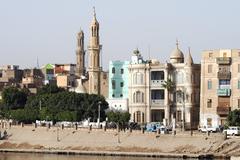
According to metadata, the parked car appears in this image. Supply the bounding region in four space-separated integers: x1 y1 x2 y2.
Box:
146 122 162 132
159 126 169 134
198 125 218 133
223 126 240 136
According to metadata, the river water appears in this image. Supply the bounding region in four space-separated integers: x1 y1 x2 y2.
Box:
0 153 200 160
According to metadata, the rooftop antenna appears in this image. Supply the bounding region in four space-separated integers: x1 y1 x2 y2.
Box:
176 38 179 48
37 57 40 69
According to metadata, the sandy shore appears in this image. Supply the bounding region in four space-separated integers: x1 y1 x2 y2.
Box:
0 125 239 158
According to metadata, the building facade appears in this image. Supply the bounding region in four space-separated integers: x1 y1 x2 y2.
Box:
128 43 200 129
200 49 240 128
107 61 129 111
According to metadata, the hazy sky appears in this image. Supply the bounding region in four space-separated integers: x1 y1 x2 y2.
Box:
0 0 240 70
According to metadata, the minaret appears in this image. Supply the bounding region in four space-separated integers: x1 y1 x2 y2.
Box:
88 7 101 95
76 29 85 77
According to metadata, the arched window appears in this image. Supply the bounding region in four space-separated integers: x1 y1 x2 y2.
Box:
134 91 144 103
136 111 141 123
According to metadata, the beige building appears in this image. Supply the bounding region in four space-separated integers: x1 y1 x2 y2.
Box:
128 43 200 129
74 9 108 97
21 68 44 93
200 49 240 128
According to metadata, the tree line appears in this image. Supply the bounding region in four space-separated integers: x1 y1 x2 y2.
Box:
0 84 108 123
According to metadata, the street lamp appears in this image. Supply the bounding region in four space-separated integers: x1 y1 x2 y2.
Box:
98 101 102 128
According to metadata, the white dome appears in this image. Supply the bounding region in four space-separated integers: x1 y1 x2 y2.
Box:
170 42 184 64
170 48 184 59
75 79 86 94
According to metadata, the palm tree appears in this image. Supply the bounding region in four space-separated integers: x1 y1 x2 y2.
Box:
162 78 175 103
162 78 175 125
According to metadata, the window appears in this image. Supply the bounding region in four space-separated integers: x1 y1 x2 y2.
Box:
112 67 115 74
134 91 144 103
136 111 141 123
151 71 164 80
238 99 240 108
120 94 123 97
208 65 212 73
238 52 240 57
219 80 230 85
120 82 124 87
112 80 116 89
151 90 164 100
176 111 182 122
238 64 240 73
209 52 213 58
208 80 212 89
112 94 115 97
121 69 124 74
207 99 212 108
238 80 240 89
134 72 143 84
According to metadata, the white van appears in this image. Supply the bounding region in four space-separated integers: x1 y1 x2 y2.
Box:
224 126 240 136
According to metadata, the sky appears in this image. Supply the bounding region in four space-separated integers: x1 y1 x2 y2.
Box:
0 0 240 70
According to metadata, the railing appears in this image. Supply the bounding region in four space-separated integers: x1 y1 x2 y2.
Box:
151 99 164 105
217 89 231 96
216 57 231 64
217 72 231 79
219 84 231 89
217 107 231 115
151 80 165 86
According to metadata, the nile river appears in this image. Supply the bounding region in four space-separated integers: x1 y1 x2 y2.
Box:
0 153 200 160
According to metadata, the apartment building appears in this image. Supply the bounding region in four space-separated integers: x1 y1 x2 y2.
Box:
200 49 240 127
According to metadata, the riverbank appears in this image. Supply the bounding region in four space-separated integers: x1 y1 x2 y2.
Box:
0 125 239 158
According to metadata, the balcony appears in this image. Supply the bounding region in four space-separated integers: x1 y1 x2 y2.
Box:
217 107 231 115
217 89 231 96
217 72 231 79
216 57 231 65
151 99 164 105
219 84 230 89
151 80 165 86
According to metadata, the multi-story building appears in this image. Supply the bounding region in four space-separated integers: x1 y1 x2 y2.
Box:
107 60 129 111
200 49 240 128
54 64 76 89
41 64 56 85
128 43 200 129
21 68 44 93
0 65 23 86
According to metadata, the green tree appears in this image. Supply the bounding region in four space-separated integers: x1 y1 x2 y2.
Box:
106 110 131 128
37 84 65 95
162 78 175 103
2 86 28 109
226 109 240 127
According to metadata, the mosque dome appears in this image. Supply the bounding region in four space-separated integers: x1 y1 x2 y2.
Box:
170 40 184 64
